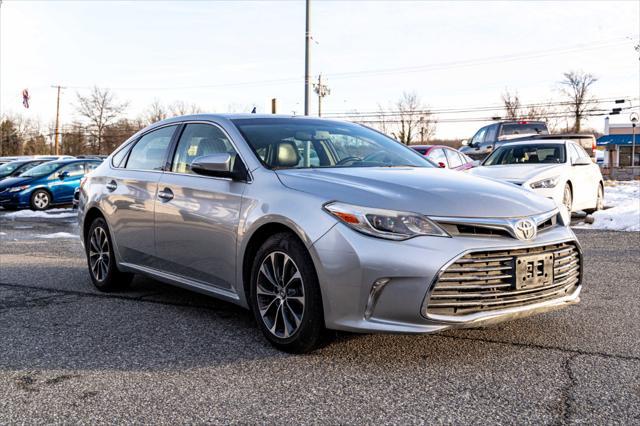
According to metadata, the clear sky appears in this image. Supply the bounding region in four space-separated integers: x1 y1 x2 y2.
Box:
1 0 638 139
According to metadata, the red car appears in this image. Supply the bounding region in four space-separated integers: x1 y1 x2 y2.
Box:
411 145 476 171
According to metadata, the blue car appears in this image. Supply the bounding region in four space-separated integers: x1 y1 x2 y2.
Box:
0 159 101 210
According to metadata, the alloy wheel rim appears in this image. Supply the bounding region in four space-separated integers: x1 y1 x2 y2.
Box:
34 192 49 209
89 226 110 282
256 251 305 338
563 187 572 210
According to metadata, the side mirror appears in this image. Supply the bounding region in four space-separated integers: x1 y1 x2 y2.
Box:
438 162 446 168
572 157 591 166
58 171 69 180
191 153 246 180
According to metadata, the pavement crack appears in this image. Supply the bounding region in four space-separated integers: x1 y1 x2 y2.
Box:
435 333 640 363
557 354 578 425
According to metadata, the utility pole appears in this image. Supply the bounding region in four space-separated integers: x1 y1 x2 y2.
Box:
304 0 310 116
271 98 277 114
51 85 64 155
313 74 330 117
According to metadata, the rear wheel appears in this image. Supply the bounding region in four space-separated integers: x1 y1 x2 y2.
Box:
30 189 51 210
562 184 573 213
249 232 326 353
86 217 133 292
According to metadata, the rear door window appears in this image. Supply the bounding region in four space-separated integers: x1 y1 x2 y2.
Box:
427 148 448 166
444 149 463 168
126 125 177 171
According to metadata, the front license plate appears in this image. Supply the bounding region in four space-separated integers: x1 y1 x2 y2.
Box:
515 253 554 289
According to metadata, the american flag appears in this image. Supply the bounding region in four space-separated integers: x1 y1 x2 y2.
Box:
22 89 30 109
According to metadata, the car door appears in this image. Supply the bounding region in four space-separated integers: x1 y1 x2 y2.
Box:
48 162 85 203
566 142 589 208
154 122 248 290
573 143 601 207
107 124 178 268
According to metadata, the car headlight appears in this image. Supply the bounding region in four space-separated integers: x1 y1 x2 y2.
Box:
7 185 29 193
323 201 450 240
530 176 559 189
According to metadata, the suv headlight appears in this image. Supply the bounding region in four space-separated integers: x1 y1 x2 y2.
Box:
530 176 559 189
324 202 450 240
7 185 29 193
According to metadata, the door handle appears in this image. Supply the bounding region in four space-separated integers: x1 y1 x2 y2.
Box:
106 180 117 191
158 187 174 201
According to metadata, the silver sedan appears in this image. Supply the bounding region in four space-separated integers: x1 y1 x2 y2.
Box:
78 115 582 353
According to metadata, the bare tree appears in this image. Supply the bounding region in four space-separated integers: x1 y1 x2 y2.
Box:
559 71 597 133
392 92 435 145
143 99 168 125
501 90 522 120
169 100 203 116
76 86 128 154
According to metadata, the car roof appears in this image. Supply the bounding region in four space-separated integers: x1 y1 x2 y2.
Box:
500 139 569 147
46 158 102 166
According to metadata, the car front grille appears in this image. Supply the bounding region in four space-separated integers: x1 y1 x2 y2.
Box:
424 242 580 317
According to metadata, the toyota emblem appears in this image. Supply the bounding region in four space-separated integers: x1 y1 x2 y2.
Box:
514 219 536 241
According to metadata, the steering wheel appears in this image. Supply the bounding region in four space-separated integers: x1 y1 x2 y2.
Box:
336 156 362 166
362 151 389 163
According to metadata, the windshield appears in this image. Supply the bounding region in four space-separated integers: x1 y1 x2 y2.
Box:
21 162 62 177
231 118 433 169
500 123 547 137
483 144 566 166
0 162 25 177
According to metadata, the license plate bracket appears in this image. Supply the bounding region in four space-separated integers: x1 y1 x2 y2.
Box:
515 253 554 289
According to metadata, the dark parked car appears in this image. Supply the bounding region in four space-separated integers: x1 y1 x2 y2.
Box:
411 145 475 171
460 121 549 160
0 159 51 180
0 159 101 210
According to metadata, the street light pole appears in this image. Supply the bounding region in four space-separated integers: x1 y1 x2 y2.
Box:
304 0 310 116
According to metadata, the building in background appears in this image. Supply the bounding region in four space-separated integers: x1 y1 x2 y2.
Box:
597 117 639 180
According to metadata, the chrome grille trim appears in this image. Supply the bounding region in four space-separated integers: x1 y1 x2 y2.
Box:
423 241 581 318
431 209 561 239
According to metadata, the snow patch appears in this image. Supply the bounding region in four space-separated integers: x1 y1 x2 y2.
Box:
575 181 640 232
36 232 79 239
2 208 76 219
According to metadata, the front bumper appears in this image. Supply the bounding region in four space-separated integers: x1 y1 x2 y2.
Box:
310 222 581 333
0 191 29 208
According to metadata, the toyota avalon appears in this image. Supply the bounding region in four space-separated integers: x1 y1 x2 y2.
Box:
78 115 582 353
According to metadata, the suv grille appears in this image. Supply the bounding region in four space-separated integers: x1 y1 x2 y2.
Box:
424 242 580 317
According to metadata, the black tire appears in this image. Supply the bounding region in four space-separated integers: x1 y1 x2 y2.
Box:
86 217 133 292
562 183 573 213
249 232 327 353
30 189 51 210
584 184 604 214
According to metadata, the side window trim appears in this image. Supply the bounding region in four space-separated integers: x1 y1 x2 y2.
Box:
165 120 251 181
123 124 180 171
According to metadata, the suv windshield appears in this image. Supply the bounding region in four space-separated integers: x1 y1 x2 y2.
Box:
21 162 62 177
231 118 433 169
483 143 566 166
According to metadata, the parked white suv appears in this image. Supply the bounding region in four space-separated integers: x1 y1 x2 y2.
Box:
470 139 604 213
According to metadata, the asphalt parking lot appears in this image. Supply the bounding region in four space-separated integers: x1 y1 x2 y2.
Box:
0 210 638 424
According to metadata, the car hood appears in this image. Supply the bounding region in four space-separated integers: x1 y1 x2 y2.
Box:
0 176 35 189
469 164 563 184
275 167 556 218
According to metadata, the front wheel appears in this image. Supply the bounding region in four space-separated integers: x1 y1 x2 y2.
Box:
562 183 573 213
86 217 133 292
30 189 51 210
249 232 326 353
